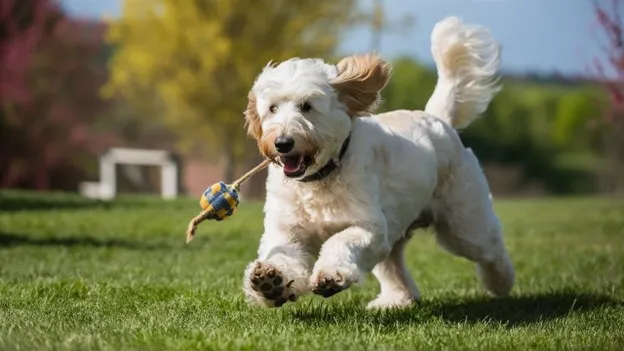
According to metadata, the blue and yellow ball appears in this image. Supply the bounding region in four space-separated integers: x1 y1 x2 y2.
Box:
198 181 240 221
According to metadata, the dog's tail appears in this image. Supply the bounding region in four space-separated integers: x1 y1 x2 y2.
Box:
424 16 501 130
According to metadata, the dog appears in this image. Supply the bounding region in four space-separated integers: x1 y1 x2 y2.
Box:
241 16 515 309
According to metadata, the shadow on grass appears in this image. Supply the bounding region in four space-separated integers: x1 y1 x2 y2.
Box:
290 290 621 329
0 191 185 213
0 231 163 250
0 193 105 212
432 291 621 326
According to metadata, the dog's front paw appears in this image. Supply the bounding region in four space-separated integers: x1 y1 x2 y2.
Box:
309 267 358 298
243 261 298 307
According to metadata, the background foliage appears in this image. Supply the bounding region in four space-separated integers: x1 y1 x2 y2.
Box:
103 0 360 182
0 0 113 190
0 0 621 196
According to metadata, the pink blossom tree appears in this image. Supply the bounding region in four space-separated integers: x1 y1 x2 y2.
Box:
0 0 114 190
591 0 624 193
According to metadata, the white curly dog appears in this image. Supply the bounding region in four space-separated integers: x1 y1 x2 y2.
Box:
241 16 515 309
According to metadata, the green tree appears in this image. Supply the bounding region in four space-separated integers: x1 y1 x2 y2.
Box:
553 89 601 150
104 0 359 182
379 56 436 113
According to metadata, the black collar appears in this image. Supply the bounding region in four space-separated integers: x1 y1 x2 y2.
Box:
300 134 351 182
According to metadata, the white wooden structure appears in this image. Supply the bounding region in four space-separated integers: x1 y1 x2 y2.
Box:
79 148 178 200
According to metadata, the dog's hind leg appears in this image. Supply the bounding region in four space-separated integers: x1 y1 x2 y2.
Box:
366 212 433 309
432 148 515 296
435 210 514 296
367 235 419 309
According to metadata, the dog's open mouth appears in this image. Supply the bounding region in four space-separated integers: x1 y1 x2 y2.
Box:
280 154 312 178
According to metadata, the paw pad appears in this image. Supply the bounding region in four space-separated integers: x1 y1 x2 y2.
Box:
249 262 296 307
312 271 347 298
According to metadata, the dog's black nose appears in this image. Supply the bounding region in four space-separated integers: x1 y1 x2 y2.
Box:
274 136 295 153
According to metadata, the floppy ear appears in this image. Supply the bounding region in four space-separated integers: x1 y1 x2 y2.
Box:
244 60 281 140
330 54 392 117
244 91 262 140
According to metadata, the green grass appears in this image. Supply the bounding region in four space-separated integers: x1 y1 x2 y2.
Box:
1 191 623 350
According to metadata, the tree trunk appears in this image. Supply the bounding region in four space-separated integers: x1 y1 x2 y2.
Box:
35 162 50 190
1 165 21 188
600 112 624 195
610 115 624 195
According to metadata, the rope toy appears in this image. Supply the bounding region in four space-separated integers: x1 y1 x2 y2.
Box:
185 159 271 243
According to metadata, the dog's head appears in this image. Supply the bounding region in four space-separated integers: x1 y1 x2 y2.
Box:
245 54 391 179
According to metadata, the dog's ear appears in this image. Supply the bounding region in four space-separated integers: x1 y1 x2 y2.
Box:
244 91 262 140
330 54 392 117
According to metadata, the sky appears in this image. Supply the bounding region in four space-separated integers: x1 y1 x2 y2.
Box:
61 0 622 78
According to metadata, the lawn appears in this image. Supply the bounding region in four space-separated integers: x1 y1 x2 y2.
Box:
0 190 623 350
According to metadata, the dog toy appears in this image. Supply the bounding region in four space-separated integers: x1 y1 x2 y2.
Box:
185 159 271 243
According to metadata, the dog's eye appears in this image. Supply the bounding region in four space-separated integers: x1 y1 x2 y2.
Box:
269 105 278 113
299 102 312 112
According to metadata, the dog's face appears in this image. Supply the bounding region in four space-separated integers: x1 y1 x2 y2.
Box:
245 54 391 179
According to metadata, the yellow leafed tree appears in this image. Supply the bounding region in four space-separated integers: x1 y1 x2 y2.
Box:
103 0 360 182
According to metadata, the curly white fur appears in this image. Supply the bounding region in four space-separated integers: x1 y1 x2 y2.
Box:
242 16 514 309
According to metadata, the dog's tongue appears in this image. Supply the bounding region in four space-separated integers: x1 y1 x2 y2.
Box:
283 155 303 173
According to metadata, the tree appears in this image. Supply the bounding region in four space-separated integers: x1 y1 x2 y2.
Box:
103 0 360 183
0 0 59 103
379 56 436 113
364 0 414 52
0 0 112 190
591 0 624 193
552 89 602 150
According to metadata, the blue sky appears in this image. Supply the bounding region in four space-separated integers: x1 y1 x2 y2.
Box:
61 0 622 77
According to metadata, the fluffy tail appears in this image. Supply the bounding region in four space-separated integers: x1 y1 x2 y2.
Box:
424 16 501 129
